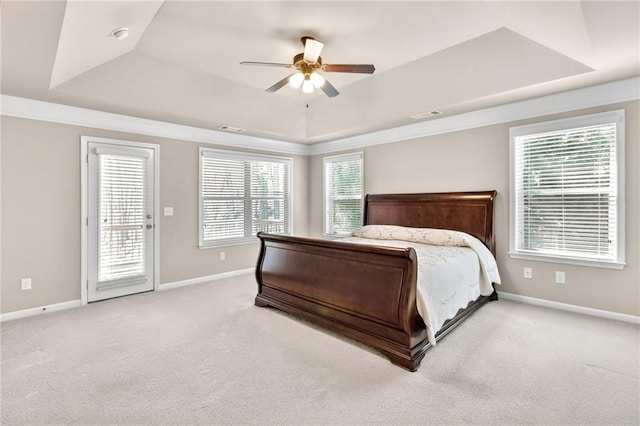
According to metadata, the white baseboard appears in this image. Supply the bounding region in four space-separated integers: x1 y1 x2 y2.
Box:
1 268 255 322
498 292 640 325
5 276 633 325
0 299 82 322
159 268 254 291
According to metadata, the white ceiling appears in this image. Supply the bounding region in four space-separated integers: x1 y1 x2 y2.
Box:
2 1 639 144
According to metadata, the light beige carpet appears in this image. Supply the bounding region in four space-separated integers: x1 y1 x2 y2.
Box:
2 273 639 425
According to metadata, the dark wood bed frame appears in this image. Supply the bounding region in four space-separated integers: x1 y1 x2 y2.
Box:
254 191 498 371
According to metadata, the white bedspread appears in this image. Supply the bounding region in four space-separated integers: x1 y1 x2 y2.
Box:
345 225 502 345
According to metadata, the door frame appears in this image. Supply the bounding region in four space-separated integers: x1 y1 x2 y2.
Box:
80 135 160 305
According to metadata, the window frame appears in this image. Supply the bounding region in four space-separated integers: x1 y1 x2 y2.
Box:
199 147 293 248
323 151 364 238
508 109 625 269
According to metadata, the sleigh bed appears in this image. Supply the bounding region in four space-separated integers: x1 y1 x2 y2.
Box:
254 190 498 371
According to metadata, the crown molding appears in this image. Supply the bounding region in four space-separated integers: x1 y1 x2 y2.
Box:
0 95 310 156
309 76 640 155
2 76 638 157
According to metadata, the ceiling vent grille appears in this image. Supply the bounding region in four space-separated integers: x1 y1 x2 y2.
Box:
409 110 442 120
218 125 246 133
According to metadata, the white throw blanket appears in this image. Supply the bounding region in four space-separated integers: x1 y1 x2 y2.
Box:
346 225 502 345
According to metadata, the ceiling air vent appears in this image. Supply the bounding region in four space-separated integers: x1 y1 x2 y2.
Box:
409 110 442 120
218 125 246 133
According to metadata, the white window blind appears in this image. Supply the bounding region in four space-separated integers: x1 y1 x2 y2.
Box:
200 149 291 247
324 152 363 236
98 154 147 282
510 110 625 268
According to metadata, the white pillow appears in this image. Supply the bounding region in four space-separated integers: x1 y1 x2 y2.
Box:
351 225 469 247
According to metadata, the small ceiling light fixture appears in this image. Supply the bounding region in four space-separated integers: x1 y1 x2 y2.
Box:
111 27 129 40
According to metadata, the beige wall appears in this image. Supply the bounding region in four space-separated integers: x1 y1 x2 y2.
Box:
310 101 640 317
2 100 638 317
1 116 309 313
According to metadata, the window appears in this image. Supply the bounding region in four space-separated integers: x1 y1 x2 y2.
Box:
324 152 364 237
98 152 147 282
199 148 292 247
509 110 625 269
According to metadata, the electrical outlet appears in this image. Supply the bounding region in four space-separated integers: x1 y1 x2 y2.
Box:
523 267 533 279
21 278 32 290
164 207 174 216
555 271 566 284
219 252 226 261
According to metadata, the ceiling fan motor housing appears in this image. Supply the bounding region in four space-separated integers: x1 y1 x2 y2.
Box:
293 53 322 74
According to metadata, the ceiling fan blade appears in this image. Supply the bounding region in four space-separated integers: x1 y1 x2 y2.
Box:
303 38 324 63
320 78 339 98
240 61 293 68
265 73 297 93
322 64 376 74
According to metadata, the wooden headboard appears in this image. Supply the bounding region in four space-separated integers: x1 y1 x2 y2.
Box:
363 191 496 254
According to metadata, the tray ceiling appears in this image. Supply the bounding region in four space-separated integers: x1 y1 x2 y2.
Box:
1 1 638 143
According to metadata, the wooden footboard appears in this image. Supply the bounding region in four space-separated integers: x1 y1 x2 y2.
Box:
255 232 430 371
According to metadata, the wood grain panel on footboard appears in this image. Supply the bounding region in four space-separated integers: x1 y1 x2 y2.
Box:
255 233 429 368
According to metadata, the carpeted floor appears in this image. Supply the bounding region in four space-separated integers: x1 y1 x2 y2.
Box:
2 273 639 425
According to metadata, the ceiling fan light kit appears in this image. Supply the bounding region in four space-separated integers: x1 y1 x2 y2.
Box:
241 36 375 98
310 72 325 88
289 72 304 88
302 76 314 93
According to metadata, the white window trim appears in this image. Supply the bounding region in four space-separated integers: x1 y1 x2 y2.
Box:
508 109 626 269
198 147 293 249
322 151 364 238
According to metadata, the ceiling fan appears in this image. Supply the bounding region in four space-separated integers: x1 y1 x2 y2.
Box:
240 36 375 98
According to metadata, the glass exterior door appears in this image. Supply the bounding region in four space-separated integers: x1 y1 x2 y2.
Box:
87 142 155 302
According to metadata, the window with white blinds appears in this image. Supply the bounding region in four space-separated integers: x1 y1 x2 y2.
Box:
200 148 292 247
98 154 147 282
509 110 625 268
324 152 364 237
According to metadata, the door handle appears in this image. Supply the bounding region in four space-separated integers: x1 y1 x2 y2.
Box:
146 224 153 229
